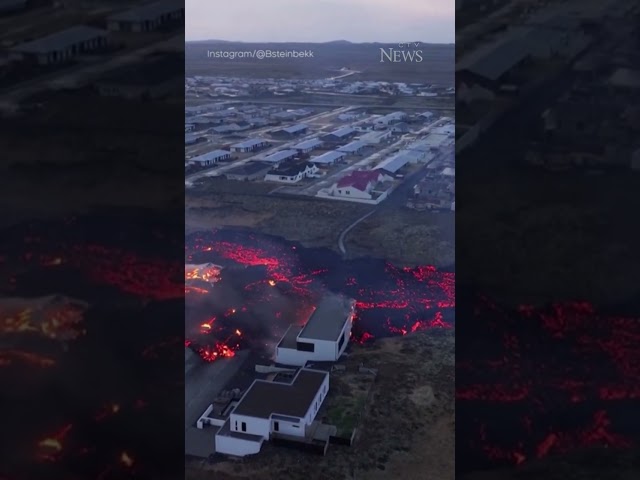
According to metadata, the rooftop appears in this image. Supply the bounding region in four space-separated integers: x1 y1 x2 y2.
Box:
11 26 108 54
192 149 230 162
298 294 354 342
336 170 382 191
337 140 368 153
277 325 303 350
232 369 328 419
310 150 345 164
324 126 356 138
292 138 323 150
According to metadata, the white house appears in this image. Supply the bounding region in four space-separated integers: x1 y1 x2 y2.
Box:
191 149 231 166
264 162 318 183
276 295 355 366
215 369 330 456
330 170 393 200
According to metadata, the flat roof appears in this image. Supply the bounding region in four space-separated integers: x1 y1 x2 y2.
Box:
298 294 354 342
11 26 108 54
310 150 345 164
108 0 183 22
232 369 328 419
192 149 230 162
262 149 298 162
292 138 323 150
277 324 303 350
337 140 368 153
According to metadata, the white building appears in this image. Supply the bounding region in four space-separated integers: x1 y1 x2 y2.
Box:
276 295 355 366
215 369 330 456
329 170 393 201
264 162 318 183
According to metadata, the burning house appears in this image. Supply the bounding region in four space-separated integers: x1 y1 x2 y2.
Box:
276 295 355 367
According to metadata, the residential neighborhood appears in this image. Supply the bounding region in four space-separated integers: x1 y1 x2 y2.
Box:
185 96 454 206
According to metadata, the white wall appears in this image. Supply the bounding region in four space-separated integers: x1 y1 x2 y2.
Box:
275 346 311 366
215 434 262 456
273 418 305 437
229 413 271 439
302 374 330 424
334 185 373 200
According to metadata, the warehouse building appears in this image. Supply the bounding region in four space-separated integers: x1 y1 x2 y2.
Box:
107 0 184 32
9 26 109 66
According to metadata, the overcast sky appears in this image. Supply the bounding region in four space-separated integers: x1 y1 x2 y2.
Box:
185 0 454 43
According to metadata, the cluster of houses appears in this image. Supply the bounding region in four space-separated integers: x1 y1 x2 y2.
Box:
193 294 356 457
185 103 314 146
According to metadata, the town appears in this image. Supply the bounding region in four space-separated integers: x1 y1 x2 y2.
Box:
185 97 454 211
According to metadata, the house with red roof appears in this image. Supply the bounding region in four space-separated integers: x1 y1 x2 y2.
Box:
329 170 393 201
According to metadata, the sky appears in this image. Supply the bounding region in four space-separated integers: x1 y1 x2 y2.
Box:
185 0 454 43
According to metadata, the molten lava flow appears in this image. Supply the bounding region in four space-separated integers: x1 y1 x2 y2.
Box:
457 298 640 471
186 232 455 363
